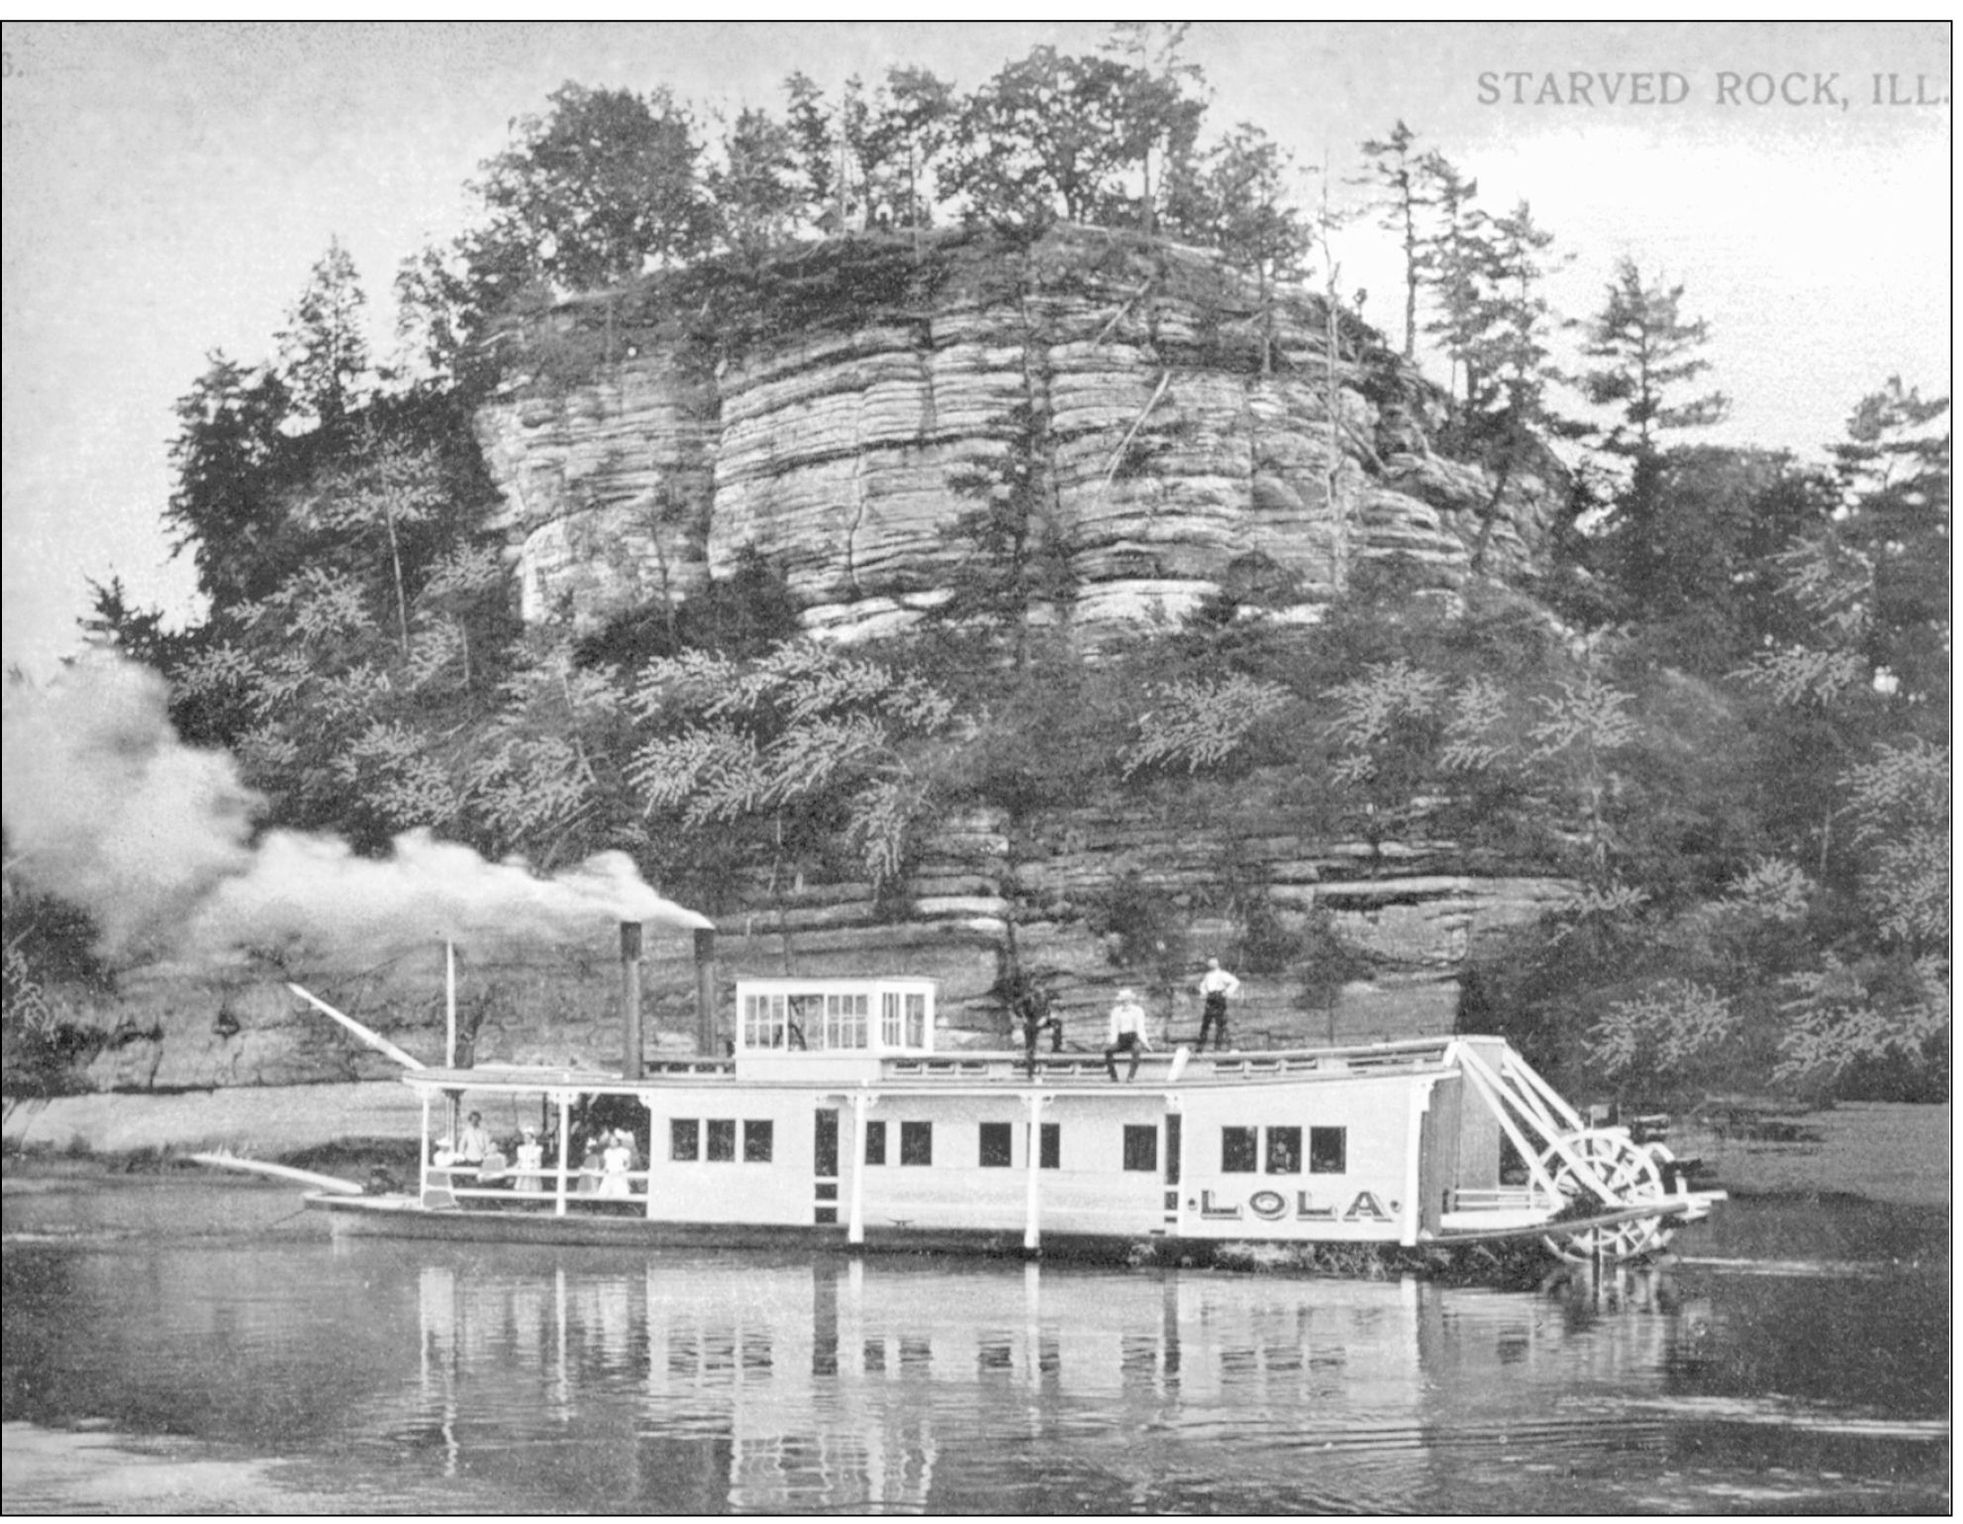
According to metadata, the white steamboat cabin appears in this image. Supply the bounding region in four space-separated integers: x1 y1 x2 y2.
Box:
315 973 1722 1265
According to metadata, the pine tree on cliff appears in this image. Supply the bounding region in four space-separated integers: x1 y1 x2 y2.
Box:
1826 377 1950 710
162 354 294 610
1572 258 1729 614
1354 121 1428 361
1577 258 1728 457
1415 150 1489 413
1452 199 1567 571
277 238 371 434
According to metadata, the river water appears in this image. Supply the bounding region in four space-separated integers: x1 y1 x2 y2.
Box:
1 1176 1948 1514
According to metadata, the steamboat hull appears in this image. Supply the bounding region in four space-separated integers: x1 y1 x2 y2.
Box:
310 1187 1716 1273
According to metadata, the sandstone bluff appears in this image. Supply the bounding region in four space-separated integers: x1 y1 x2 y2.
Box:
72 228 1583 1092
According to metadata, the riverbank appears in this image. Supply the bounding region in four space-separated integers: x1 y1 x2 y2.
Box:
2 1082 420 1163
1668 1101 1949 1208
2 1085 1946 1207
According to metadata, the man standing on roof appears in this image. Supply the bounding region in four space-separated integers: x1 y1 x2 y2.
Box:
1104 989 1151 1082
1195 958 1242 1053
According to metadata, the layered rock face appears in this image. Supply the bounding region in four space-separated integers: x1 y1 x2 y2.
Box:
475 228 1560 643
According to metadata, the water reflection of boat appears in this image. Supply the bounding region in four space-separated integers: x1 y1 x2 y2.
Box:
304 941 1723 1267
403 1253 1696 1513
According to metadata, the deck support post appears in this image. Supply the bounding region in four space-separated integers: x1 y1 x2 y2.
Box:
1023 1092 1049 1254
847 1091 873 1247
640 1095 660 1219
552 1090 573 1218
418 1089 431 1201
1401 1077 1438 1247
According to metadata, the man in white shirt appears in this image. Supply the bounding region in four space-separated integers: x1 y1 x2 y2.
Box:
456 1110 492 1168
1104 989 1151 1082
1195 958 1242 1053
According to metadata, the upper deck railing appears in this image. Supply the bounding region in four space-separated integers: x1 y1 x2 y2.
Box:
419 1036 1467 1093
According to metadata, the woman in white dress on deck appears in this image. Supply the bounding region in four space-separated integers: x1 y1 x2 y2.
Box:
597 1129 634 1198
514 1126 545 1194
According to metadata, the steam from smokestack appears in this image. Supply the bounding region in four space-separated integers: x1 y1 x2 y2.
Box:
3 656 712 965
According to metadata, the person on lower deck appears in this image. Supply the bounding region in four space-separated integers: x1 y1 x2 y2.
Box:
456 1111 492 1169
597 1130 633 1198
514 1126 544 1194
1104 989 1151 1082
1194 958 1242 1053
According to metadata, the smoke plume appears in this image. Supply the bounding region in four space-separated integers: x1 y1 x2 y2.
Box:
3 656 711 966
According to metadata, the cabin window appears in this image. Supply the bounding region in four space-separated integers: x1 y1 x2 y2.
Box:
788 994 822 1049
1166 1113 1182 1184
865 1119 888 1166
1221 1126 1258 1174
1039 1122 1060 1170
825 993 869 1049
881 992 903 1048
743 993 789 1049
979 1122 1013 1168
744 1120 774 1163
900 1120 933 1166
670 1119 700 1162
1122 1124 1158 1172
814 1109 839 1177
1266 1126 1302 1175
707 1118 737 1163
1310 1126 1347 1174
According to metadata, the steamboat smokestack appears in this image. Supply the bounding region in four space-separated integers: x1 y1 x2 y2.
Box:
694 927 717 1057
620 920 644 1079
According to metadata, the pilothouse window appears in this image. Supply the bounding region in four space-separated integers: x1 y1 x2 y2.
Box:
744 980 931 1053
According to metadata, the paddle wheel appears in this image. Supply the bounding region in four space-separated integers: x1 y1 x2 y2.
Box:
1536 1130 1677 1263
1445 1039 1718 1265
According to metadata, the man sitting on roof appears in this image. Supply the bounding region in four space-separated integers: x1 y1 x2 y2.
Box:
1104 990 1151 1082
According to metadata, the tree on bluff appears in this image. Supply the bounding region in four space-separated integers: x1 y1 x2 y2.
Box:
476 82 712 290
1569 259 1730 621
1165 122 1312 376
944 47 1193 228
1574 257 1729 459
276 237 372 432
1354 120 1427 361
163 353 294 610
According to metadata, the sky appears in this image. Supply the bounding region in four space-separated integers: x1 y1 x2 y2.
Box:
2 21 1950 675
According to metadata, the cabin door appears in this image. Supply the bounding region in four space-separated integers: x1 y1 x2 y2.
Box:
1164 1112 1183 1233
813 1107 840 1226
